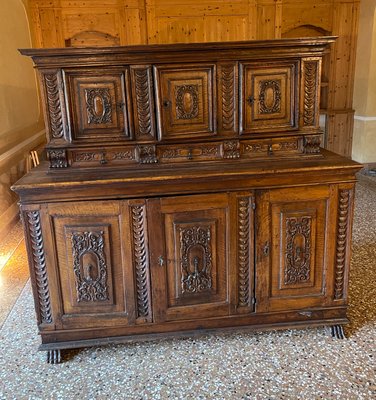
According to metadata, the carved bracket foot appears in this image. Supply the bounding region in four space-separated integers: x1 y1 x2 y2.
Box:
46 349 62 364
330 325 346 339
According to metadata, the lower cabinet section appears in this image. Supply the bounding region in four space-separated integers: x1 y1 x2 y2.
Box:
21 183 355 357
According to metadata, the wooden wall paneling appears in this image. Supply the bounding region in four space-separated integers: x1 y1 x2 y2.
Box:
281 0 333 37
146 0 256 44
326 0 360 156
256 0 282 39
122 1 147 45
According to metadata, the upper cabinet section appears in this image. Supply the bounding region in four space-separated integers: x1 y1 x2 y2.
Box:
20 37 334 168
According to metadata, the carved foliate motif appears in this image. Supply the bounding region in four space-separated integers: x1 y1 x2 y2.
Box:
26 211 53 324
45 73 64 139
131 205 151 320
134 68 154 138
180 226 212 293
175 85 199 120
304 135 321 154
137 145 158 164
303 62 318 126
285 216 312 285
237 197 251 308
259 80 281 114
71 231 109 302
223 140 240 159
48 149 68 168
334 189 351 300
85 88 112 124
221 66 235 130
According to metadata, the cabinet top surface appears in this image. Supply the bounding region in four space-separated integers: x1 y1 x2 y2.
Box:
20 36 336 65
13 150 361 192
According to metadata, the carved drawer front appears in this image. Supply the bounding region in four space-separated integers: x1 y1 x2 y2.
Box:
48 202 133 329
155 65 216 139
240 62 298 134
65 69 130 142
152 194 231 321
256 186 335 312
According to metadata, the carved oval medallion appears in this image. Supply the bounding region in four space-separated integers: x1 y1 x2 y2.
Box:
93 95 105 118
259 80 281 114
175 85 199 120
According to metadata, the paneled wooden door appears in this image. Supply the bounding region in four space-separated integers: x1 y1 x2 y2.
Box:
148 192 255 322
255 185 337 312
240 62 298 134
44 201 136 329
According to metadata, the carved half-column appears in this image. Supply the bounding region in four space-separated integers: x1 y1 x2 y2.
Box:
284 216 312 285
237 197 253 310
218 64 237 134
25 211 53 325
130 204 152 322
180 226 213 294
334 189 352 300
71 231 109 303
131 66 156 140
301 58 321 129
42 70 68 142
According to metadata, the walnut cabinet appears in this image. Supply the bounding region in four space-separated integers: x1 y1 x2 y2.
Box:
13 39 361 363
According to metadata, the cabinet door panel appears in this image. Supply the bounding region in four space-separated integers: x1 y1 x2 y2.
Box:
150 194 230 321
65 69 131 141
256 186 335 312
48 201 134 329
241 62 298 133
155 65 216 139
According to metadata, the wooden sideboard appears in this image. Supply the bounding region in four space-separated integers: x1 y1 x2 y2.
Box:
13 38 362 364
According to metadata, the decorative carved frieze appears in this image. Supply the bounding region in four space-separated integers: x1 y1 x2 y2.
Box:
137 145 158 164
130 205 151 320
73 149 134 163
133 68 154 138
237 197 251 308
26 211 52 324
175 85 199 120
48 149 68 168
259 80 281 114
180 226 212 293
221 65 236 131
334 189 351 300
85 88 112 124
45 73 64 139
71 231 109 303
303 61 318 126
285 216 312 285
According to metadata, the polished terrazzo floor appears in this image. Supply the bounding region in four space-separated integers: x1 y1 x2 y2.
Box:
0 183 375 399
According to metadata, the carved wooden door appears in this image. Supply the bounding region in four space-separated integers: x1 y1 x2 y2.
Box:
64 69 131 141
255 185 336 312
240 62 298 134
45 201 136 329
154 65 216 139
148 192 254 322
